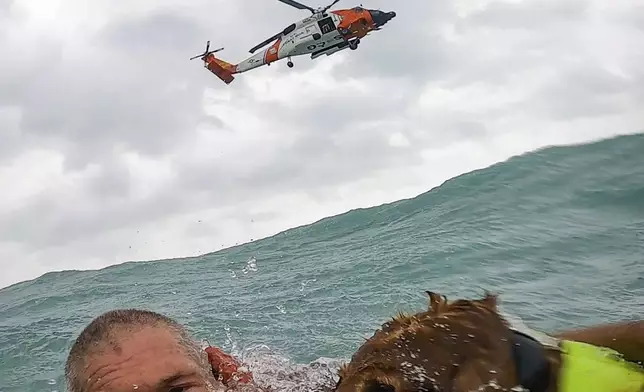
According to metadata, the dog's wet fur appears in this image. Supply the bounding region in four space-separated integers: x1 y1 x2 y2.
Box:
334 291 550 392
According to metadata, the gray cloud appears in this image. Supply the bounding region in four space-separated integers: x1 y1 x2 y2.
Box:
334 2 463 81
1 7 220 171
464 0 590 30
628 6 644 31
529 64 640 121
1 0 643 288
0 1 10 17
0 107 21 160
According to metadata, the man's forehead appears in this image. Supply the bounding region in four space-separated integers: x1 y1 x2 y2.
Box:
110 324 179 344
97 325 193 359
82 326 205 391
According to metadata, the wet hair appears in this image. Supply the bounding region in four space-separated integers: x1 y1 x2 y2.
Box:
64 309 206 392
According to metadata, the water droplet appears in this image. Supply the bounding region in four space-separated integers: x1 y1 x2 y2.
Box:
133 384 139 390
48 379 56 385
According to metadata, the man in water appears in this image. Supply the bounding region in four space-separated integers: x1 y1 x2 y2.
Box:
64 308 262 392
66 307 642 392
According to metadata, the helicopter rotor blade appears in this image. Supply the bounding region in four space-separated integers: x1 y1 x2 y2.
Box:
190 41 207 60
276 0 316 13
323 0 340 11
249 31 283 54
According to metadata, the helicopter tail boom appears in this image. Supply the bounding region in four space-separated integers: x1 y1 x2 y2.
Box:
190 41 237 84
204 54 236 84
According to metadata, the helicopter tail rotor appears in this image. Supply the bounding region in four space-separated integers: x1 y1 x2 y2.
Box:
189 40 224 61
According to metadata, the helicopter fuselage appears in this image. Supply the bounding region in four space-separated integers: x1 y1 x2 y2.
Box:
193 3 396 84
235 12 346 73
235 6 396 74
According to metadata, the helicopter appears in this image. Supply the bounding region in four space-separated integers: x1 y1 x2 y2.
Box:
190 0 396 84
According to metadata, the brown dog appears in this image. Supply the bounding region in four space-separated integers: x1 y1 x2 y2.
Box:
334 291 644 392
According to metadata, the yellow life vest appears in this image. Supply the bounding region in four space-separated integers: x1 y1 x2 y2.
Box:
559 340 644 392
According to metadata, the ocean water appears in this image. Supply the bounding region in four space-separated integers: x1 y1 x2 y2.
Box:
1 133 643 391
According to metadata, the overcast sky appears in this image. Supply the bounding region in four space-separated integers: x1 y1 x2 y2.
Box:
1 0 643 288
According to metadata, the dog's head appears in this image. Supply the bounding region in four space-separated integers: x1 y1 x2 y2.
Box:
335 291 519 392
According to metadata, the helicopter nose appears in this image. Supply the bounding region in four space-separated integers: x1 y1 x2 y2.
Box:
369 9 396 27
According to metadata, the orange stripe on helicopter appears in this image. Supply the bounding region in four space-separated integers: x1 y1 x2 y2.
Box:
204 54 235 84
264 39 282 64
332 9 375 39
209 56 236 72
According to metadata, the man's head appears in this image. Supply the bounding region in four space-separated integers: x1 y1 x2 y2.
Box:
65 309 222 392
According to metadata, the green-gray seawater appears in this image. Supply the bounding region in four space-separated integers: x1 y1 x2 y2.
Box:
1 133 643 391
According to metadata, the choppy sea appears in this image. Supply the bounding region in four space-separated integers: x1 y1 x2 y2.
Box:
1 133 643 392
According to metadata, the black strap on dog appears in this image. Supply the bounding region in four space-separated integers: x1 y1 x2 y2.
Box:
510 330 552 392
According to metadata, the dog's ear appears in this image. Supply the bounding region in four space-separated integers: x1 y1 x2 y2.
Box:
425 291 448 314
479 291 498 311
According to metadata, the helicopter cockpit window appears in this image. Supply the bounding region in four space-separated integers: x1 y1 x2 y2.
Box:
317 17 336 35
282 23 296 35
352 6 364 12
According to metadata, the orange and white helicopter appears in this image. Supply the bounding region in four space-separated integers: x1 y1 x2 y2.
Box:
190 0 396 84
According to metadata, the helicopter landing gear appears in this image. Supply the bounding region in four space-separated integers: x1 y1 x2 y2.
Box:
349 38 360 50
287 57 294 68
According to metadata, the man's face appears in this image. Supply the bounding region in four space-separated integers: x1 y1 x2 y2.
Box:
81 326 224 392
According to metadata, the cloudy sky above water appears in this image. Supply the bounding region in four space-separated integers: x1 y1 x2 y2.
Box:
1 0 643 288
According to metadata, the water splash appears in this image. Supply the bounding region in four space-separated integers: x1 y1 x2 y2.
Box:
233 345 344 392
299 279 317 292
242 257 258 274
